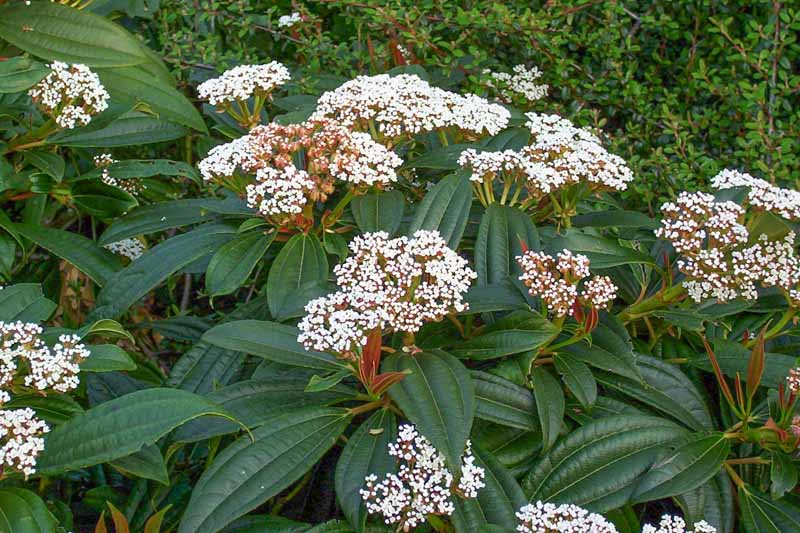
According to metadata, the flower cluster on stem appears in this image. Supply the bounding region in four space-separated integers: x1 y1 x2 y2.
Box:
311 73 510 141
515 501 618 532
458 113 632 223
360 424 484 531
517 249 617 317
711 168 800 221
642 514 716 533
483 64 549 105
198 119 402 227
94 153 142 195
28 61 109 129
298 230 475 359
656 191 800 303
0 321 90 476
104 238 145 261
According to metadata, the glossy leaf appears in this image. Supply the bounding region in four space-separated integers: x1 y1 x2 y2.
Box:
0 488 58 533
351 190 405 235
472 371 538 431
530 366 564 450
450 311 558 360
739 485 800 532
206 231 274 297
0 284 56 322
36 388 233 474
523 415 684 512
335 409 398 532
475 203 540 285
554 355 597 409
407 172 472 248
267 233 329 318
81 344 136 372
178 407 351 533
110 444 169 485
383 351 475 470
0 56 49 93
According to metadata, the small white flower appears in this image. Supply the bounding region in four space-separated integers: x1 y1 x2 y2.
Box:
277 12 302 28
642 514 716 533
484 64 549 103
711 168 800 221
104 238 145 261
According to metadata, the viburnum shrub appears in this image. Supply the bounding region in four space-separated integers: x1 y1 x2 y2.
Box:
1 2 800 533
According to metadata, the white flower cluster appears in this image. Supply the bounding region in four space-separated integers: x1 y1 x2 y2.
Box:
94 153 142 195
28 61 109 129
517 249 618 317
360 424 484 532
0 322 89 476
642 515 716 533
787 367 800 394
311 73 510 138
278 12 301 28
298 230 476 358
199 120 402 221
197 62 291 106
711 168 800 221
104 238 145 261
515 501 618 533
458 113 633 204
657 192 800 303
524 113 634 193
0 408 48 477
484 64 549 103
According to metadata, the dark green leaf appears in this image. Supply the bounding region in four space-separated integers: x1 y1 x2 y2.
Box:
475 203 540 286
739 485 800 532
530 366 564 450
472 371 538 431
383 351 474 470
0 488 58 533
110 444 169 485
407 172 472 249
770 453 797 500
178 407 351 533
0 56 49 93
82 344 136 372
206 231 274 297
554 355 597 408
351 191 405 235
267 233 328 319
0 284 55 322
451 310 558 360
48 110 187 147
690 340 797 390
71 181 138 218
335 409 397 532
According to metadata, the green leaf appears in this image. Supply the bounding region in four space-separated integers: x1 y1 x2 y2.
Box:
632 432 730 502
406 143 473 170
770 453 797 500
178 407 351 533
472 371 539 431
206 231 274 297
554 355 597 409
0 284 55 322
562 319 640 381
0 488 58 533
82 344 136 372
572 210 660 230
0 209 23 249
450 310 558 360
98 198 236 245
24 150 65 182
462 280 528 315
544 229 655 269
0 56 49 93
15 223 121 286
110 444 169 485
48 110 187 147
383 351 475 470
350 190 405 235
475 203 540 286
81 159 200 184
173 377 356 443
530 367 564 450
5 393 83 426
36 388 234 474
407 172 472 249
96 66 207 132
335 409 398 532
71 181 138 219
0 2 148 67
267 233 329 319
739 485 800 532
595 354 714 431
471 445 527 527
90 223 236 320
522 415 684 512
690 340 797 390
80 318 134 342
202 320 347 372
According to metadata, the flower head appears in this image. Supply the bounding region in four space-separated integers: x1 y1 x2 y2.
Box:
104 238 145 261
94 154 142 195
278 12 301 28
711 168 800 221
484 64 549 103
642 514 716 533
360 424 484 531
197 62 290 106
311 74 509 138
298 230 476 358
515 501 618 532
0 408 49 477
517 249 617 316
28 61 109 129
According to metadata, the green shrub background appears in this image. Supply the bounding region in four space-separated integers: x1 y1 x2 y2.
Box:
142 0 799 212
